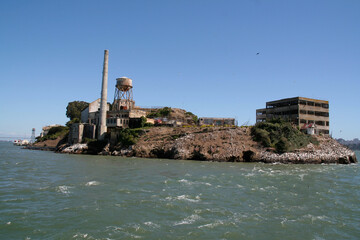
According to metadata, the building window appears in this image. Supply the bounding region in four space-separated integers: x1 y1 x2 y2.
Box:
322 104 329 109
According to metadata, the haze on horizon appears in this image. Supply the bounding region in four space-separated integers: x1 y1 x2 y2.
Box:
0 0 359 140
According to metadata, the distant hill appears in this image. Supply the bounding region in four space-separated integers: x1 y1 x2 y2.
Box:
336 138 360 150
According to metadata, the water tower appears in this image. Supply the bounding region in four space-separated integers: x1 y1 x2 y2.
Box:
113 77 134 111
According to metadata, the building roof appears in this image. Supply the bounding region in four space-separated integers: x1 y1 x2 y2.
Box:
267 96 328 105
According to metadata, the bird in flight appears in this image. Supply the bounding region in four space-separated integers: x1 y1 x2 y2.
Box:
256 52 260 55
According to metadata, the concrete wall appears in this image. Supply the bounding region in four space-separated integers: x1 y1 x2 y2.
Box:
68 123 84 144
198 118 235 126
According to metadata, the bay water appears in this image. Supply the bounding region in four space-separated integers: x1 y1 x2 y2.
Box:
0 141 359 239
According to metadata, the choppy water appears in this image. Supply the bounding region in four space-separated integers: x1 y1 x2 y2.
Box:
0 142 359 239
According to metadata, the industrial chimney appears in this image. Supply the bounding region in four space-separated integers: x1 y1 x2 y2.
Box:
98 49 109 140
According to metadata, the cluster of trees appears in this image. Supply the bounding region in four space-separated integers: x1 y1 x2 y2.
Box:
36 126 69 142
66 101 89 126
185 111 198 124
146 107 172 118
251 118 318 153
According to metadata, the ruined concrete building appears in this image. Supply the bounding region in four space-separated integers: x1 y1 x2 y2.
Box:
198 117 235 126
69 50 146 144
256 97 329 135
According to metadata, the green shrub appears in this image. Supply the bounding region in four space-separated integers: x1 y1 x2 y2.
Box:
36 126 69 142
117 129 144 147
275 137 290 153
251 128 271 147
144 123 154 127
140 116 147 128
66 118 80 127
82 138 96 144
159 107 171 116
186 111 198 123
251 118 318 153
147 107 172 118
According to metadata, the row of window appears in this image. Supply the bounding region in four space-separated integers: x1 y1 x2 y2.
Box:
266 100 329 109
300 119 330 126
107 118 129 125
299 101 329 108
114 114 129 118
299 110 329 117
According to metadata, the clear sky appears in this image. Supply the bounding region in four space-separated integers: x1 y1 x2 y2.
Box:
0 0 359 140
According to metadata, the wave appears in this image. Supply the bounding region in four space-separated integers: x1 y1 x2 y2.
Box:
56 185 73 195
166 194 201 203
174 214 201 226
85 181 100 186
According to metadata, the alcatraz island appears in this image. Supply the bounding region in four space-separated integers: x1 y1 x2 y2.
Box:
29 50 357 164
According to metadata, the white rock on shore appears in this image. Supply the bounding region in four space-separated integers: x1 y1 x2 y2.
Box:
62 144 88 153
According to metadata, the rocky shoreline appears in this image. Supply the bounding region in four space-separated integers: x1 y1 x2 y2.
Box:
54 127 357 164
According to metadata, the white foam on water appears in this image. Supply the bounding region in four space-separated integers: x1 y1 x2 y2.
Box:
299 174 306 181
85 181 100 186
166 195 201 203
144 221 160 228
263 185 278 191
178 179 212 186
280 217 297 227
106 225 123 233
117 188 131 194
198 220 224 229
72 233 89 238
303 214 330 224
178 179 192 185
194 209 202 214
174 214 201 226
245 173 255 177
56 185 73 195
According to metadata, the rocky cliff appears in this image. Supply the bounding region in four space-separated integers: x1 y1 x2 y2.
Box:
59 126 357 164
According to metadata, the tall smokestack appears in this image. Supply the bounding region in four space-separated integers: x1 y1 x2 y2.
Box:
98 49 109 140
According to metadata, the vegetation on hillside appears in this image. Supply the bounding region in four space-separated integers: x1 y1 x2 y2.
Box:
116 128 146 148
251 119 318 153
185 111 198 123
36 126 69 142
147 107 172 118
66 101 89 120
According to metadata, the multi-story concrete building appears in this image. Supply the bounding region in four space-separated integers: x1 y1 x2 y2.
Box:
256 97 329 135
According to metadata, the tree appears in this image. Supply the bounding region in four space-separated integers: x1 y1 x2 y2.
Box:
66 101 89 120
140 116 147 128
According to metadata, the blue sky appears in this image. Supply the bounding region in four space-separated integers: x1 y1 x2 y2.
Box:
0 0 359 140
